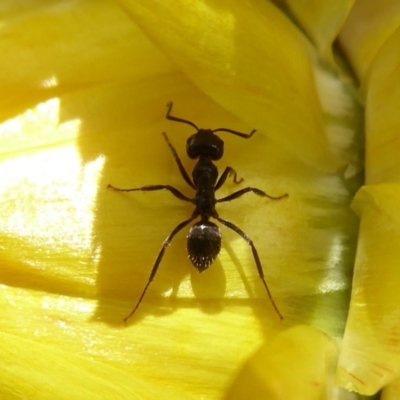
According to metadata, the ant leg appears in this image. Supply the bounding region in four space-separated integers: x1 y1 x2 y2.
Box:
215 217 283 320
217 187 288 203
162 132 196 190
124 216 195 322
107 184 193 203
214 166 244 191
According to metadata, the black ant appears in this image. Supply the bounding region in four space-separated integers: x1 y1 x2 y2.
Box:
108 102 288 322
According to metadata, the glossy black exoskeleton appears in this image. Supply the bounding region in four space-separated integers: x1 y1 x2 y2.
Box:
108 102 288 321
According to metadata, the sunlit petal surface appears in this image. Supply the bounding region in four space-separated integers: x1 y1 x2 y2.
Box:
0 330 180 399
0 97 105 287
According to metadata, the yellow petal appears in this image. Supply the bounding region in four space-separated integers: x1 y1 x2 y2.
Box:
225 325 338 400
0 76 293 399
0 330 181 399
336 15 400 397
337 184 400 394
338 0 400 83
365 24 400 184
118 0 341 172
285 0 356 62
382 377 400 400
0 1 363 398
0 0 175 119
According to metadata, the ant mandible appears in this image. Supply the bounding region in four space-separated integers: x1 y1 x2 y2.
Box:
108 102 288 322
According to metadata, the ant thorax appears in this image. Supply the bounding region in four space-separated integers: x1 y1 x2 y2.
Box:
192 158 219 190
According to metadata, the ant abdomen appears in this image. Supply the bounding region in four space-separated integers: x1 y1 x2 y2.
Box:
187 221 221 272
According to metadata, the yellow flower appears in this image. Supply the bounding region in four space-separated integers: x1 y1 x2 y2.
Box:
1 0 399 398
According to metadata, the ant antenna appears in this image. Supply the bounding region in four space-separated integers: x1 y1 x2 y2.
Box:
166 102 199 130
213 128 256 139
166 102 256 138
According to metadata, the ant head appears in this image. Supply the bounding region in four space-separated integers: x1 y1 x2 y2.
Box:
166 103 256 161
187 129 224 161
187 221 221 272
